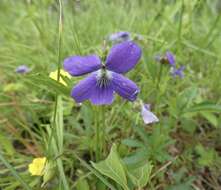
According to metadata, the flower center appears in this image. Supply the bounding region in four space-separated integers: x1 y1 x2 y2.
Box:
96 68 112 88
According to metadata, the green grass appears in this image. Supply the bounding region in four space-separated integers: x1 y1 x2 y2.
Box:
0 0 221 189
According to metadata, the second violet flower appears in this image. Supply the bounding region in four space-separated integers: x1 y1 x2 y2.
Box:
63 41 142 105
156 51 185 78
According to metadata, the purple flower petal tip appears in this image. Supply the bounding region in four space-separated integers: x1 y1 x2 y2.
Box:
64 55 101 76
171 65 185 78
112 72 140 101
108 31 131 42
141 104 159 124
166 51 176 66
15 65 31 74
144 104 151 110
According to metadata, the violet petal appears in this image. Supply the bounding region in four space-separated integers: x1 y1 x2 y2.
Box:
90 84 114 105
171 66 185 78
111 72 139 101
106 41 142 74
71 73 97 103
16 65 30 74
64 55 101 76
166 51 176 67
108 31 131 42
141 104 159 124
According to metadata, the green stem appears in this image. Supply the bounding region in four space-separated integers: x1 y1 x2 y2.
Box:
101 106 106 155
95 109 100 161
47 1 69 189
47 0 63 152
178 0 184 44
205 13 221 41
95 106 106 160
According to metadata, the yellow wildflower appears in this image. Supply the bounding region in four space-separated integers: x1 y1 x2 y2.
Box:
49 69 71 86
28 157 47 176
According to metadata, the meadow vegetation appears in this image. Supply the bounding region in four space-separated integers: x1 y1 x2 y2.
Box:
0 0 221 189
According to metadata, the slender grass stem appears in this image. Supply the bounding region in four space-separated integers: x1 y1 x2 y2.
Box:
204 13 221 43
178 0 184 44
46 0 69 189
47 0 63 152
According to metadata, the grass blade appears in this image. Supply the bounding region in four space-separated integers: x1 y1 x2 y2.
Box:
0 152 32 190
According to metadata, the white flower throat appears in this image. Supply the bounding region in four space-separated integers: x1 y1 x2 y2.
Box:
96 66 112 88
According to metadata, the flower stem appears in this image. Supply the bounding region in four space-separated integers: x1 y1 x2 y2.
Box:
95 111 100 161
95 106 106 161
101 105 106 155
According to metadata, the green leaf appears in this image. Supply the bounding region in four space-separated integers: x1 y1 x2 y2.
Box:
76 178 90 190
195 144 216 167
178 86 198 109
122 139 144 148
27 74 70 96
127 162 153 188
123 149 147 167
180 118 197 134
91 144 129 190
200 112 218 128
0 134 15 156
3 83 25 92
183 102 221 113
72 152 116 190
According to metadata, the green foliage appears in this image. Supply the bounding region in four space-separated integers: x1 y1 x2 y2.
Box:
0 0 221 189
195 144 217 167
92 144 153 190
75 178 90 190
127 162 153 188
92 144 129 190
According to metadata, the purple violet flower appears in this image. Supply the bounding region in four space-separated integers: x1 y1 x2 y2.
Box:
141 103 159 124
64 41 142 105
108 31 131 43
15 65 31 74
171 66 185 78
155 51 176 67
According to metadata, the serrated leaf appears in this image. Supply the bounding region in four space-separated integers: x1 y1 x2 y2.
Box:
127 162 153 188
91 144 129 190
